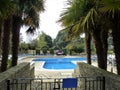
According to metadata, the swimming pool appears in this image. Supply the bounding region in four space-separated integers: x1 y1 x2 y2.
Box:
33 57 86 70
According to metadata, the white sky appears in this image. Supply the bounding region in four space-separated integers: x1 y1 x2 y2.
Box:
20 0 67 42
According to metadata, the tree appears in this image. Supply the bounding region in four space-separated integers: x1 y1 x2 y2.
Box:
67 38 85 54
19 42 28 53
0 0 16 72
11 0 44 66
58 0 109 70
45 35 53 48
11 15 22 66
58 0 93 64
54 29 85 55
0 19 3 52
1 16 12 72
36 32 53 50
79 1 109 69
99 0 120 74
54 30 70 50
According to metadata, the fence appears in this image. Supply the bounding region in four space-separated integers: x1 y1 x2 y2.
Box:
7 76 105 90
80 76 105 90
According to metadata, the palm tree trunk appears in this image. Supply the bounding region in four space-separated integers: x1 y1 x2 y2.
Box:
1 17 11 72
112 25 120 75
101 30 108 70
92 29 105 69
11 15 22 67
85 32 91 64
0 19 3 51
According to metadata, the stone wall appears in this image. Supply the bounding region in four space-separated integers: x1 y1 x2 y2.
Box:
0 62 34 90
73 62 120 90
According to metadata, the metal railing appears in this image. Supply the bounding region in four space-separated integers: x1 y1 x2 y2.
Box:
81 76 105 90
7 76 105 90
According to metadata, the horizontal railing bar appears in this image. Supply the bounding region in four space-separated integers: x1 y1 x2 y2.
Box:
10 76 105 79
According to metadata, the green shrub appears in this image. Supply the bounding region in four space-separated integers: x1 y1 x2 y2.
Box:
50 49 54 55
7 59 12 69
108 50 114 54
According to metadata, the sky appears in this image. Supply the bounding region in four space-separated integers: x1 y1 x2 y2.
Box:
20 0 67 42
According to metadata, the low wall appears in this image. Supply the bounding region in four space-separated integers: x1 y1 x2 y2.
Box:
0 62 34 90
74 62 120 90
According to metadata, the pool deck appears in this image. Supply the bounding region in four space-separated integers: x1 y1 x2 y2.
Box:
18 55 117 78
19 56 76 78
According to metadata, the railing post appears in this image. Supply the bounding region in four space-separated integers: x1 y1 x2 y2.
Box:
7 80 10 90
102 77 105 90
53 79 60 89
41 79 43 90
84 78 87 90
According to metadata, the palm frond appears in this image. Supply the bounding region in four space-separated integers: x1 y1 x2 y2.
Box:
0 0 16 19
99 0 120 18
26 26 36 34
81 8 98 30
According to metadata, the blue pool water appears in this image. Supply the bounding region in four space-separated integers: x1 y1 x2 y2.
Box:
33 57 86 70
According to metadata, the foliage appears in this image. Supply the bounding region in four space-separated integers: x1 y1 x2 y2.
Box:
54 30 85 55
91 43 95 54
108 50 114 54
7 59 12 69
36 32 52 50
54 30 69 49
25 32 53 55
49 48 54 55
0 0 16 19
72 44 85 53
19 42 28 53
28 39 37 50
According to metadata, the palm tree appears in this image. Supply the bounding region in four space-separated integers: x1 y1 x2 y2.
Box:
59 0 109 70
58 0 96 64
0 0 15 51
1 16 12 72
11 0 44 66
77 0 108 69
99 0 120 74
0 0 16 72
0 19 3 51
11 15 22 66
82 8 109 70
85 32 91 64
92 24 108 70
